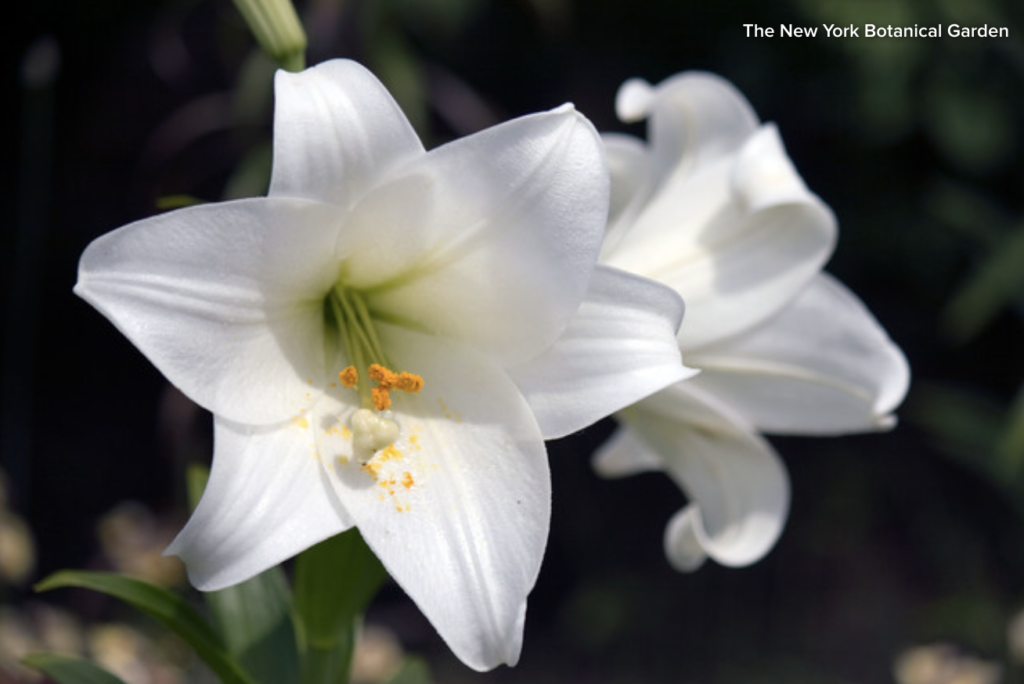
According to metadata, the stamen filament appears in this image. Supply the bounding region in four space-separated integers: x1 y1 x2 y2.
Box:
327 285 423 414
330 295 371 406
330 286 399 408
335 288 382 364
352 291 388 366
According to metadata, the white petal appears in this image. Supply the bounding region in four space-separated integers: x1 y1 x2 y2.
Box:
602 73 758 265
269 59 424 207
601 133 654 256
688 273 910 435
166 417 353 590
339 105 609 366
319 327 548 671
605 125 836 349
604 383 790 569
591 425 665 476
508 265 695 440
615 78 656 123
75 198 342 425
663 506 709 571
618 73 759 190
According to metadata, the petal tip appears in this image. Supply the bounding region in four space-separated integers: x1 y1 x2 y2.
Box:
616 78 654 122
663 506 709 572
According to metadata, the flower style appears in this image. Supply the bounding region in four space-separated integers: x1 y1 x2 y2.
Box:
593 72 910 572
74 60 691 670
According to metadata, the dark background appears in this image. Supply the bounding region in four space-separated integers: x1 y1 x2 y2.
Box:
5 0 1024 682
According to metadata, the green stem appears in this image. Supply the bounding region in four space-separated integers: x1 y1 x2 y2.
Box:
293 530 388 684
297 619 357 684
230 0 307 71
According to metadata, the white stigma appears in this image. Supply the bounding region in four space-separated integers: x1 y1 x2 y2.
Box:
351 408 400 464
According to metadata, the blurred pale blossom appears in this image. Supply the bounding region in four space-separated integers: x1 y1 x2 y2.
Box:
75 58 687 670
0 604 84 682
350 625 404 684
0 512 35 587
1006 606 1024 664
87 623 187 684
595 72 910 571
96 502 185 587
0 470 34 586
894 644 1001 684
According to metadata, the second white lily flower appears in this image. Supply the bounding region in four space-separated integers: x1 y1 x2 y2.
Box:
75 60 690 671
595 72 910 572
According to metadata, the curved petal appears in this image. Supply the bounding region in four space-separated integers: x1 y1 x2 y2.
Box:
687 273 910 435
165 417 353 590
340 104 609 366
601 133 652 253
605 125 836 349
269 60 424 207
591 424 666 476
508 265 695 440
604 383 790 569
74 198 342 425
317 327 548 671
663 506 710 571
616 73 759 182
604 73 759 265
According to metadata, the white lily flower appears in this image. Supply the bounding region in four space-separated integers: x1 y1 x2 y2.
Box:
594 72 910 572
75 59 689 671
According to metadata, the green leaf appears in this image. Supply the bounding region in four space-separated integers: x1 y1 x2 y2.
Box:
910 382 1002 466
293 529 389 684
943 221 1024 343
926 179 1012 248
924 78 1015 174
912 382 1024 523
21 654 129 684
155 195 205 210
35 571 256 684
996 384 1024 482
207 566 300 684
185 463 299 683
186 463 211 511
385 656 433 684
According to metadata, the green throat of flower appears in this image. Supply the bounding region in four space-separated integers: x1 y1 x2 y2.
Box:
326 284 425 464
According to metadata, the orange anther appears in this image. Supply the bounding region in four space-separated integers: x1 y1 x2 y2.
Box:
368 364 397 387
338 366 359 388
372 386 392 411
394 372 424 393
366 364 423 410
